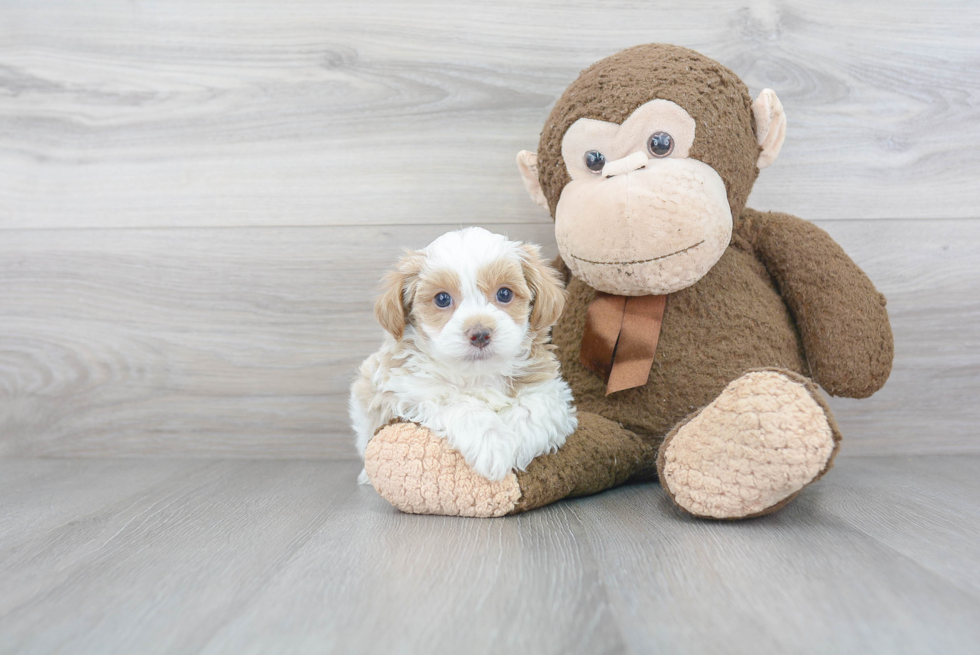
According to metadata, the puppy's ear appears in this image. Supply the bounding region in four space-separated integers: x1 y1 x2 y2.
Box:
375 250 423 340
519 243 567 332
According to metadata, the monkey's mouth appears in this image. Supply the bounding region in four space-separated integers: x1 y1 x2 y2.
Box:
569 240 705 266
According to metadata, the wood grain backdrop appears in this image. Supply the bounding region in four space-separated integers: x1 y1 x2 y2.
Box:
1 0 978 457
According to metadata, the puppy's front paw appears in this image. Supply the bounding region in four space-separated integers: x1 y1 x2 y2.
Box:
464 428 521 482
363 423 522 518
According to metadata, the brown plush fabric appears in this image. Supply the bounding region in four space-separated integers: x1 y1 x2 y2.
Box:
554 237 809 446
510 411 656 514
506 45 894 521
501 44 893 520
507 203 890 516
504 202 891 516
739 209 894 398
536 43 760 223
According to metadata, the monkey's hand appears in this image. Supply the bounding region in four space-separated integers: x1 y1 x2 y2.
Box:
740 209 894 398
363 414 653 517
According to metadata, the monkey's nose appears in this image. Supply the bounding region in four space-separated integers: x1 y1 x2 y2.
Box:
466 327 492 349
603 151 648 178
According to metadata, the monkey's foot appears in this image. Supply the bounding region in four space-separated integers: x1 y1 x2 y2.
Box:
657 369 840 520
363 423 522 518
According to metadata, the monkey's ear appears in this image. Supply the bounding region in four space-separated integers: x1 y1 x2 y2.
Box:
375 251 423 340
751 89 787 169
520 243 567 332
516 151 549 210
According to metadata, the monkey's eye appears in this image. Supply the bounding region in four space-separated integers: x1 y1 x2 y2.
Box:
648 132 674 158
584 150 606 173
496 287 513 303
434 292 452 308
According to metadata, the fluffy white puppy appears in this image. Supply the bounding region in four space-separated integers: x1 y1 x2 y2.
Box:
350 227 577 482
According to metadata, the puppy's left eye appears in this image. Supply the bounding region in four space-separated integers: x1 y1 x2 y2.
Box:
496 287 513 303
434 292 452 308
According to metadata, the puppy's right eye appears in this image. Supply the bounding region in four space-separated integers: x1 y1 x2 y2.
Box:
434 292 452 308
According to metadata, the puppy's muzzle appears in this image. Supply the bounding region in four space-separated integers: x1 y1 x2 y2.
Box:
466 326 492 349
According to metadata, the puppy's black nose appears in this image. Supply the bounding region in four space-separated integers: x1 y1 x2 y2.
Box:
467 327 492 349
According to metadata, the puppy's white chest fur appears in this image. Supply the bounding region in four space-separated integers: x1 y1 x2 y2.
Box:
349 227 578 483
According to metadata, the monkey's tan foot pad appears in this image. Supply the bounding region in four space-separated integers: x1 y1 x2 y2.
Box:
363 422 522 518
657 370 838 520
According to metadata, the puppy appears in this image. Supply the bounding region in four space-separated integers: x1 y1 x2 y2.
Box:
349 227 577 483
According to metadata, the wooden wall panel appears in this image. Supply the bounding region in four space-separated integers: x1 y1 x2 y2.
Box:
0 223 555 457
1 219 976 458
1 0 978 230
1 0 976 459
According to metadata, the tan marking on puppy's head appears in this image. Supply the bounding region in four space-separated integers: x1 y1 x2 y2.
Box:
477 258 532 326
375 250 426 340
519 243 567 333
410 268 462 337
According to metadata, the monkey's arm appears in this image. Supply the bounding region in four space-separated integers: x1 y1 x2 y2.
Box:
738 209 893 398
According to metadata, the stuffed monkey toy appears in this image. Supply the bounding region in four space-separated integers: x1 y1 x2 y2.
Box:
363 43 893 520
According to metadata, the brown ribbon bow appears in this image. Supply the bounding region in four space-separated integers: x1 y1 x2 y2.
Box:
580 292 667 395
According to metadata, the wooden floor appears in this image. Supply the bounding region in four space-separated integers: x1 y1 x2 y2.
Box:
1 455 978 654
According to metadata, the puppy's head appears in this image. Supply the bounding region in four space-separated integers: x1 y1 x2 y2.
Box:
375 227 566 371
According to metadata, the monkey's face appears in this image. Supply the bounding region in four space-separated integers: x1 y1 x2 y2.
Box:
555 99 732 296
517 45 786 297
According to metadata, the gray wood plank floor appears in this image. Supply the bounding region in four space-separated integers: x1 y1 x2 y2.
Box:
1 456 978 654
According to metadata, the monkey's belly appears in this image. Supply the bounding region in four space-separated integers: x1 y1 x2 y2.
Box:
554 245 808 443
